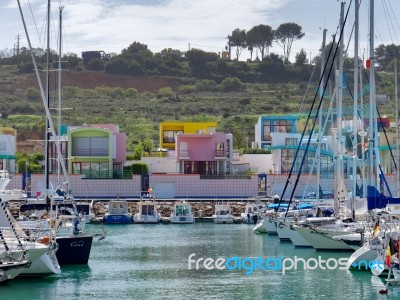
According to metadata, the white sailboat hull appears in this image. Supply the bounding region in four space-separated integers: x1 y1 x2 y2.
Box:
288 226 312 247
253 219 268 233
276 222 291 240
20 249 61 276
7 247 49 279
265 217 278 234
293 226 354 251
346 242 385 270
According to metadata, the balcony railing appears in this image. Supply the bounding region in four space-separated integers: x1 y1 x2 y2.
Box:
178 150 190 158
200 174 251 180
71 149 109 156
215 150 227 157
32 169 133 179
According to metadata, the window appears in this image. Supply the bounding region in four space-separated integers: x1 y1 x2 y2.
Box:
183 161 218 174
263 120 271 141
73 161 109 178
216 142 225 156
285 138 298 146
72 137 108 156
280 149 333 177
274 120 287 133
163 130 183 143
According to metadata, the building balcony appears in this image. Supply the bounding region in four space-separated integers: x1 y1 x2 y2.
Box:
214 150 227 160
177 150 190 160
71 149 109 156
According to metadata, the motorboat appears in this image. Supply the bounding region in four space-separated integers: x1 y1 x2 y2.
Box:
103 200 132 224
241 202 265 224
170 201 194 224
212 204 234 224
133 198 161 224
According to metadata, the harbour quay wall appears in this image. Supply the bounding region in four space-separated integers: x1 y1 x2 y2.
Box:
7 173 259 199
8 173 399 200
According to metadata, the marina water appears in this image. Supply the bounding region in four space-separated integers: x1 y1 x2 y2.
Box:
1 223 397 299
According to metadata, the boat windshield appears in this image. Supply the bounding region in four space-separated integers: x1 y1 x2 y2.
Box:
175 205 190 216
142 205 155 215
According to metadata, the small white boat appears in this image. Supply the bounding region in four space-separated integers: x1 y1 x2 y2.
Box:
241 203 264 224
212 204 234 224
133 200 161 224
170 201 194 224
103 200 132 224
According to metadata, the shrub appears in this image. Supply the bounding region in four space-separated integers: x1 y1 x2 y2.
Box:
87 59 105 71
124 88 139 98
62 86 80 99
218 77 243 92
177 85 196 94
25 87 41 102
157 87 174 98
195 79 217 92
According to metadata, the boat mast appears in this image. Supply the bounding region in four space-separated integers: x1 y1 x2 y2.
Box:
45 0 51 196
395 58 399 197
351 0 360 219
17 0 70 185
369 0 378 189
57 6 64 185
317 28 327 201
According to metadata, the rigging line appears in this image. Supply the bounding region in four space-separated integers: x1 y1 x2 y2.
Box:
387 0 400 45
27 0 42 47
384 0 400 45
362 69 398 172
282 0 354 219
382 0 394 45
277 32 337 209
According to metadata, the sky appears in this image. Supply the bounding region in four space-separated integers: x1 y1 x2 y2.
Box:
1 0 400 62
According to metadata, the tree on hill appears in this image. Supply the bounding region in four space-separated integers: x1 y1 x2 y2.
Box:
246 24 274 61
375 43 400 71
185 48 218 77
295 49 308 66
227 28 247 61
274 22 305 63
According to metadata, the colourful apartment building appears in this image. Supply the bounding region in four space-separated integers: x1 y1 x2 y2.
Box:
0 127 17 175
176 132 233 174
160 122 217 150
63 124 126 178
254 115 297 149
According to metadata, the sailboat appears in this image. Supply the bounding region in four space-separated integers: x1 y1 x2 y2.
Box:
17 0 98 265
0 195 58 278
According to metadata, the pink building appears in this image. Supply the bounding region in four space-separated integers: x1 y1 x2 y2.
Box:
176 133 233 174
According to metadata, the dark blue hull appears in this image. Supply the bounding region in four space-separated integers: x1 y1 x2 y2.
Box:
56 235 93 265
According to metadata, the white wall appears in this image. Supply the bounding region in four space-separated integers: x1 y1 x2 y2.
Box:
233 154 273 174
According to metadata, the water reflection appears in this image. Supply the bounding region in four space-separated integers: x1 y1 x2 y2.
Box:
1 223 400 299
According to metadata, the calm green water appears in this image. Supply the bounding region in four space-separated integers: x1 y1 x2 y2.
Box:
1 223 398 299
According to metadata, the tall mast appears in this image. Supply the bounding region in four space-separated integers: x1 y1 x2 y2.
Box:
317 28 327 200
45 0 51 194
369 0 377 189
57 6 64 185
352 0 359 219
395 58 399 197
17 0 70 188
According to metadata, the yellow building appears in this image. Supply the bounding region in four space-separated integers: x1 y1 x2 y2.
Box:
160 122 217 149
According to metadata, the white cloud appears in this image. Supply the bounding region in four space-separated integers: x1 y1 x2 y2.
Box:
58 0 289 55
2 0 400 61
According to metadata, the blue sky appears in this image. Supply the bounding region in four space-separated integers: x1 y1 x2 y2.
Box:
1 0 400 61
